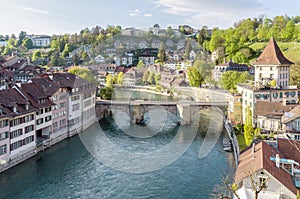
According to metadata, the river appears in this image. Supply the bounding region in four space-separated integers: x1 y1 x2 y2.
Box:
0 90 234 199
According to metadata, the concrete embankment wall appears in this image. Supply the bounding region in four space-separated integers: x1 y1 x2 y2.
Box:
224 122 240 167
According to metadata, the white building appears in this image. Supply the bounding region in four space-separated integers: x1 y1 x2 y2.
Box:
237 38 297 123
27 35 51 47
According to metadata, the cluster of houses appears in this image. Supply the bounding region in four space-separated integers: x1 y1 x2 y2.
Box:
225 38 300 198
0 56 96 172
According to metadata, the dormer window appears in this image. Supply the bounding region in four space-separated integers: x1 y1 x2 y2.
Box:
13 105 17 113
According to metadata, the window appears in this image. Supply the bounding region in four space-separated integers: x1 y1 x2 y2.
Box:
59 102 66 108
270 121 275 130
259 177 268 188
45 116 52 122
37 118 44 125
24 136 34 145
72 103 80 111
295 135 300 140
296 121 300 130
60 119 66 125
25 125 34 133
0 132 8 141
10 129 23 139
36 109 44 115
45 107 52 113
25 114 34 122
0 144 7 155
71 95 80 101
53 122 58 128
0 120 8 128
59 94 66 100
84 99 92 107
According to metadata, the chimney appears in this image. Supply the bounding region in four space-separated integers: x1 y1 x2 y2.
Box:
283 96 287 106
276 154 280 168
252 143 255 155
27 57 30 65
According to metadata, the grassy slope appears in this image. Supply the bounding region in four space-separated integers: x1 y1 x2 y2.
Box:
236 134 247 151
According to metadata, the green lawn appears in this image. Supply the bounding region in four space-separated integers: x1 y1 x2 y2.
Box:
250 42 300 63
236 134 247 151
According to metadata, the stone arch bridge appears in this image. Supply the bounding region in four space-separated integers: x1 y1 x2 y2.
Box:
96 100 228 125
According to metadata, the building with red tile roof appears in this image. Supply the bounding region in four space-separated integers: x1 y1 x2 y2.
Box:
234 141 299 198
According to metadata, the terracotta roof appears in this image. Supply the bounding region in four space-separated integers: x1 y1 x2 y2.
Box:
216 61 248 67
282 105 300 123
52 73 89 89
0 87 36 116
278 139 300 163
30 77 60 96
255 101 296 117
114 66 125 73
235 141 300 195
252 37 294 65
21 83 55 108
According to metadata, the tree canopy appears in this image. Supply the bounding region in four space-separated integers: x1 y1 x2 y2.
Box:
219 71 253 93
68 66 96 82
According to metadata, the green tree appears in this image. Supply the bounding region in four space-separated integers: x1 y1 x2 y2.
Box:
155 73 161 85
148 72 155 84
244 106 254 146
137 60 146 69
32 50 42 62
219 71 252 93
117 72 124 86
282 20 295 41
68 66 96 82
142 70 150 82
22 38 33 49
270 79 276 88
184 38 192 60
72 54 80 66
17 31 26 46
99 87 113 100
187 66 203 87
209 28 225 52
157 42 166 63
106 73 114 87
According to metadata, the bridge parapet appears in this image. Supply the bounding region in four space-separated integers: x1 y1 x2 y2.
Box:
96 99 228 125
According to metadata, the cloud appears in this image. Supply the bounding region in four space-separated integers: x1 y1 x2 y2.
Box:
129 9 142 16
21 6 49 14
153 0 269 28
144 13 153 17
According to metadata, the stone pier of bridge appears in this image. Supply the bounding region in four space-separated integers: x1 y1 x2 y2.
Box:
95 100 228 125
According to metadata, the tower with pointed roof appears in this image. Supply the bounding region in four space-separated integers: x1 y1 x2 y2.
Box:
253 37 294 88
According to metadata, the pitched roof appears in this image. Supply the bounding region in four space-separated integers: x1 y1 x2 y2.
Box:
278 138 300 163
235 141 300 195
282 105 300 123
255 101 296 117
0 87 36 116
252 37 294 66
216 61 248 68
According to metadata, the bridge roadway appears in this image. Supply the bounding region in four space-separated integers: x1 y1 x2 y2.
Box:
96 99 228 106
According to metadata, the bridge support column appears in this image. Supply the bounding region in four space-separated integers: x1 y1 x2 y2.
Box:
130 105 144 124
177 104 191 125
